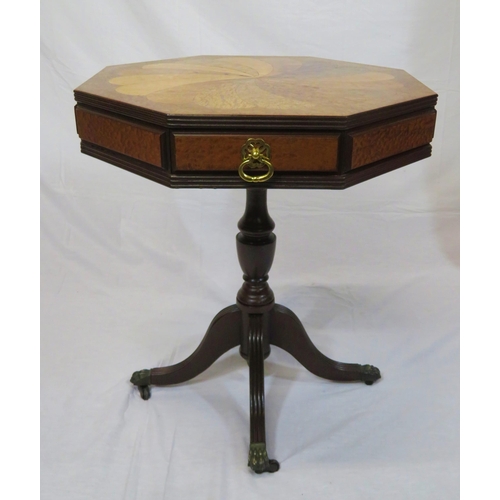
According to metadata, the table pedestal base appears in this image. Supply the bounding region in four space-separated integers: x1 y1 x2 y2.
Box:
130 188 381 473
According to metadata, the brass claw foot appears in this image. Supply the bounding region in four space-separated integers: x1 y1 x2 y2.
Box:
130 369 152 400
248 443 280 474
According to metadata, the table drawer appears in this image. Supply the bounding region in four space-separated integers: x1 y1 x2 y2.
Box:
172 133 340 173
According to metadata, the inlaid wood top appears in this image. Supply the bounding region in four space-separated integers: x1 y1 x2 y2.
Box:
75 56 436 118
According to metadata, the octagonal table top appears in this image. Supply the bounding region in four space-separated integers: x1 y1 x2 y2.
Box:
76 55 436 123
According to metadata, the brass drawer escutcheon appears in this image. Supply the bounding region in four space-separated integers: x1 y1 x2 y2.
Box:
238 138 274 183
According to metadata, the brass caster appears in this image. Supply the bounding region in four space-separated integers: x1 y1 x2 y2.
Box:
360 364 381 385
138 385 151 400
131 369 152 400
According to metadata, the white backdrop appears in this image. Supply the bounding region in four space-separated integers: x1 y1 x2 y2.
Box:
41 1 459 499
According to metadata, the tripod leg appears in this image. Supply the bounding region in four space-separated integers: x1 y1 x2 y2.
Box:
247 315 279 473
131 305 242 399
270 304 381 384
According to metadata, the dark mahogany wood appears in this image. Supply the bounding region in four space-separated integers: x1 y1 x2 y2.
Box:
247 314 279 473
130 188 380 472
129 305 241 398
151 305 241 386
235 188 276 311
270 305 380 383
235 188 279 472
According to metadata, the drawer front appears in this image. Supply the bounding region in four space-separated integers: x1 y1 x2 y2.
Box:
75 106 165 168
349 110 436 170
172 133 340 172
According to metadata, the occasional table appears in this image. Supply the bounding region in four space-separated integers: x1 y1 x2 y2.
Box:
74 56 437 473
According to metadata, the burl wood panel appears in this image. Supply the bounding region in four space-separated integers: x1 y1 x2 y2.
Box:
75 56 436 118
350 111 436 169
173 134 339 172
75 107 165 168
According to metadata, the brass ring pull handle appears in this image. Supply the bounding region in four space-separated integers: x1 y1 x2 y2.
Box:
238 138 274 183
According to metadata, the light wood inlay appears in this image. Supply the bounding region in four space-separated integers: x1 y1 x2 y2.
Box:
75 56 436 118
350 111 436 169
173 134 339 172
75 107 165 168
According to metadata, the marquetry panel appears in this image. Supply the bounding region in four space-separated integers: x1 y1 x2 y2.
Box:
75 107 165 168
75 56 436 119
349 111 436 169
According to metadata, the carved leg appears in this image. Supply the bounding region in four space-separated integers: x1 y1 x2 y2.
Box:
270 304 381 384
131 305 242 399
247 315 279 473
